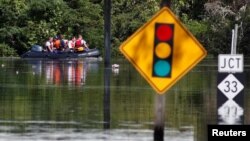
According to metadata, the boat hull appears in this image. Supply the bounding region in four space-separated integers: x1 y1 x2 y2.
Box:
21 49 101 59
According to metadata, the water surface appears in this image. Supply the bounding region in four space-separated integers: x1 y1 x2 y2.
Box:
0 57 248 141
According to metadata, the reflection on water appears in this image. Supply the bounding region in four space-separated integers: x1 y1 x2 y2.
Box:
45 60 86 85
1 57 249 141
111 64 120 76
29 59 99 86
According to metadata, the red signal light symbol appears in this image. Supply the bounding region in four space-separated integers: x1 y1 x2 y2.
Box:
153 23 174 78
156 24 173 41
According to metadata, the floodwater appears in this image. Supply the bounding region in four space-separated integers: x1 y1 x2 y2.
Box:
0 57 249 141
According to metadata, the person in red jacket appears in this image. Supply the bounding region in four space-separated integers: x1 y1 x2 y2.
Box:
75 34 89 52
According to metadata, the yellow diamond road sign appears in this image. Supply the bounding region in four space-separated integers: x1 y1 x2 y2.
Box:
119 7 207 94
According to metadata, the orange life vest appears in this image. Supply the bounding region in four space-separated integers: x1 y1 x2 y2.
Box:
54 40 60 49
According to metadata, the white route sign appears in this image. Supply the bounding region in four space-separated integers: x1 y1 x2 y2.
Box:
217 74 244 100
218 100 243 125
218 54 243 73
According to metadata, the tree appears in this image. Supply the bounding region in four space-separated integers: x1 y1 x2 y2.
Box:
0 0 29 55
111 0 160 56
1 0 250 57
203 0 250 55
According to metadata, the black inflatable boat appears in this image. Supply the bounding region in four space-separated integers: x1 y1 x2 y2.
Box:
21 45 101 59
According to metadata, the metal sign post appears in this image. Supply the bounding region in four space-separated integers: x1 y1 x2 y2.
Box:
217 24 244 125
103 0 111 129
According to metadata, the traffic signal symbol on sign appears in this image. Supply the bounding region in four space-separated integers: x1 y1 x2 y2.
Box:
119 7 207 94
153 23 174 78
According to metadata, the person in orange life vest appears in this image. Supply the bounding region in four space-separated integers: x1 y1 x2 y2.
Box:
75 35 89 52
45 37 53 52
53 36 61 50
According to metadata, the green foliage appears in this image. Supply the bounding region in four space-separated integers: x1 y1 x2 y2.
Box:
111 0 160 57
0 43 17 57
238 5 250 54
72 0 103 49
172 0 206 20
0 0 104 56
181 14 208 38
25 0 71 45
177 0 250 56
201 0 248 55
0 0 250 57
0 0 29 55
